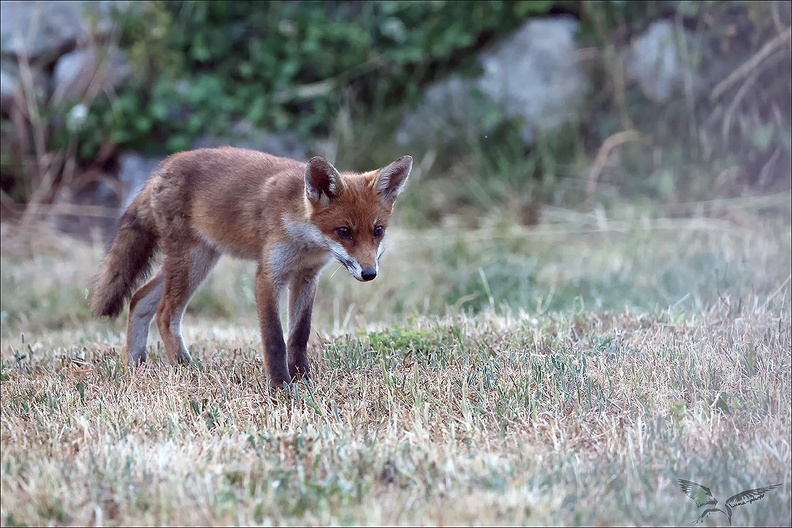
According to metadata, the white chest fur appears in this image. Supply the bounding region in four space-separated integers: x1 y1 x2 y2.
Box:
269 218 363 282
268 220 332 284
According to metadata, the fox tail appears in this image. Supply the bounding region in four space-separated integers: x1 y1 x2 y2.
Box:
88 187 158 318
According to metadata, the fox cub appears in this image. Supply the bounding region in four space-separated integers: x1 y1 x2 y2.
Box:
89 147 411 387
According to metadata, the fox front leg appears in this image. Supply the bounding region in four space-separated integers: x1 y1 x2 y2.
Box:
287 268 321 379
255 265 290 387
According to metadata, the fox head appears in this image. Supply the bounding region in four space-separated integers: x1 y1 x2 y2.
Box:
304 155 412 281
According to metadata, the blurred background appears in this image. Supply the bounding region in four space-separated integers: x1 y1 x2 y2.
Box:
1 0 790 333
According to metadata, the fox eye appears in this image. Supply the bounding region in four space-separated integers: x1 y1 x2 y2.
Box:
373 225 384 238
336 227 352 240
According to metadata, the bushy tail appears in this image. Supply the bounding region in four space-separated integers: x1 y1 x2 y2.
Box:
89 189 158 318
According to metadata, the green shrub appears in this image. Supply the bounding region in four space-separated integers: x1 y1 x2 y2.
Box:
64 0 559 160
3 1 787 217
579 0 791 199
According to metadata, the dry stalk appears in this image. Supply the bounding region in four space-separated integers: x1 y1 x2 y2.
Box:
15 202 121 219
12 7 125 227
721 64 762 143
584 130 640 205
711 26 792 101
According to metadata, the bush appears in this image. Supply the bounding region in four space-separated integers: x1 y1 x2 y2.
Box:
2 1 788 218
65 0 560 161
578 0 791 199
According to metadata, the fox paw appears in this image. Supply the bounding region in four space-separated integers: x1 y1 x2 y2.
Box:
174 350 193 365
288 362 310 380
126 350 147 367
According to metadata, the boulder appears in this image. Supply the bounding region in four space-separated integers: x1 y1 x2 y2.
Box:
117 152 161 209
50 173 121 240
0 58 50 114
477 16 587 144
625 20 699 103
51 46 131 105
0 1 131 63
397 17 589 148
0 67 19 114
396 75 479 147
193 119 310 161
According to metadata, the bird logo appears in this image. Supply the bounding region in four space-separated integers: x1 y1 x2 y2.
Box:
678 478 781 525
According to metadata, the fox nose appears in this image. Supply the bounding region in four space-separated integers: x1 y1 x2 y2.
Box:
361 267 377 281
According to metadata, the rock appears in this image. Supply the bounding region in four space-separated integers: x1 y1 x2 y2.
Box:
396 76 480 147
0 115 22 188
477 16 587 143
193 120 309 161
51 46 131 105
0 67 20 115
626 20 697 103
243 129 308 161
52 153 158 240
397 17 588 148
65 103 89 133
0 58 49 114
117 153 161 208
50 173 121 240
0 1 133 63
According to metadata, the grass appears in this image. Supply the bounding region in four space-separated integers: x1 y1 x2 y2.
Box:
1 193 791 526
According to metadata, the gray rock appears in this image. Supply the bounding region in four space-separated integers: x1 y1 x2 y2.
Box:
53 153 158 239
50 174 121 240
51 46 131 105
0 1 133 63
245 129 308 161
193 120 309 161
626 20 698 103
397 17 588 148
0 58 50 114
117 152 161 208
0 67 20 114
396 76 480 146
478 16 587 143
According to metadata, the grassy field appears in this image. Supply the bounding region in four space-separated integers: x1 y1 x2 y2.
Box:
1 193 791 526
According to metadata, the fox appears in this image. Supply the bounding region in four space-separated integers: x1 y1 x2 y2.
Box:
88 146 412 387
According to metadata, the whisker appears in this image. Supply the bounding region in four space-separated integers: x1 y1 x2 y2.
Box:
330 265 343 277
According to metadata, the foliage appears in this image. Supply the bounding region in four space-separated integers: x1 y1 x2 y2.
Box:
2 0 789 220
63 0 557 160
577 0 791 200
327 0 791 222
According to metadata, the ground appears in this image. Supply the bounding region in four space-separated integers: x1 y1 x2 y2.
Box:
1 195 790 526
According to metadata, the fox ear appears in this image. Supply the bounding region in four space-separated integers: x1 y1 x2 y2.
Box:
373 155 412 205
305 156 345 207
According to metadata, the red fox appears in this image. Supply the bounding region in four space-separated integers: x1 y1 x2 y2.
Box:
89 147 411 387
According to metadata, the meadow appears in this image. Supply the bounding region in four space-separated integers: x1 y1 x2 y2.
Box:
1 192 790 526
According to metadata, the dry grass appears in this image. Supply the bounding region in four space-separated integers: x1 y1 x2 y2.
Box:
1 197 791 526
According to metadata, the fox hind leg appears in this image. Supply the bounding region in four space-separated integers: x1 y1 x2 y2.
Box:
125 272 164 366
156 244 220 365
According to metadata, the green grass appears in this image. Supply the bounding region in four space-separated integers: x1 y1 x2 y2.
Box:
1 195 791 526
